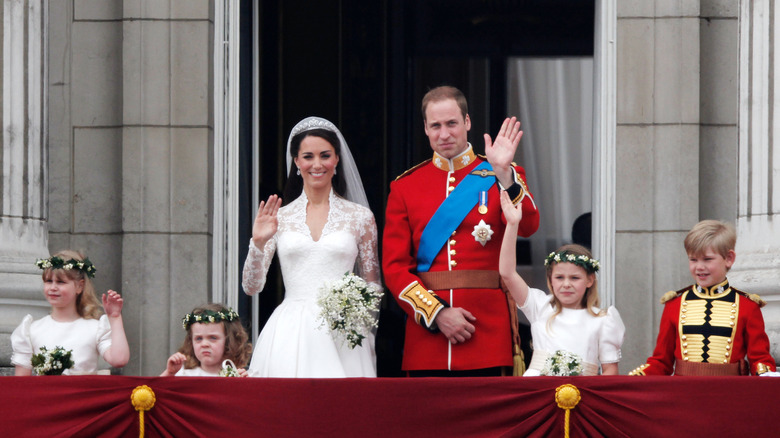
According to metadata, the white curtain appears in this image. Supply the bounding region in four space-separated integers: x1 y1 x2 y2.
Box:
507 58 594 287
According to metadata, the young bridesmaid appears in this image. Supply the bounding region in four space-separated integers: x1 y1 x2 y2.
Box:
499 191 625 376
11 250 130 375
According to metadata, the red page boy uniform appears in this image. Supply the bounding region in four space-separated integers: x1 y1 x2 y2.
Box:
629 280 776 376
383 146 539 372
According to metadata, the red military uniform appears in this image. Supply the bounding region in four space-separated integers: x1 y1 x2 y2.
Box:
629 280 776 376
383 146 539 371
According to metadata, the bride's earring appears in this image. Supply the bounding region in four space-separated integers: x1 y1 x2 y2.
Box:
296 168 301 176
334 167 337 175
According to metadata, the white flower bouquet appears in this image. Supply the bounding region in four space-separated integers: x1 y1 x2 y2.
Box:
31 346 74 375
540 350 584 376
219 359 240 377
317 272 383 349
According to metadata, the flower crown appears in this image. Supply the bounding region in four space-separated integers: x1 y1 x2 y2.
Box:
182 307 240 330
36 256 97 278
544 251 600 274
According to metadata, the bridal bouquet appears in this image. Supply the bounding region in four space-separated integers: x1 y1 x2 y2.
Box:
540 350 584 376
31 346 74 375
317 272 382 349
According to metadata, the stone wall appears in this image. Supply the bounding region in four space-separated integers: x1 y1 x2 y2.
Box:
614 1 742 370
45 0 214 375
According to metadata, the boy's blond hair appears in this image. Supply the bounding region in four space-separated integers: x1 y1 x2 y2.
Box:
683 220 736 259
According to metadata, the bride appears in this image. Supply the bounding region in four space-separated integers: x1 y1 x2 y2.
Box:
242 116 382 377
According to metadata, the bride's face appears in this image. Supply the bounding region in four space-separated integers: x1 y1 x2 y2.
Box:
294 135 340 190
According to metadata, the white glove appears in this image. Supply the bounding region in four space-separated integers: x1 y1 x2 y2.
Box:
758 371 780 377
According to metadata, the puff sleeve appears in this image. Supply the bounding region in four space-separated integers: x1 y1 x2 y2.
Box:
96 315 113 358
10 314 34 368
598 306 625 364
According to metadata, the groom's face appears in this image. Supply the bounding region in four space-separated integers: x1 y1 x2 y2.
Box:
424 98 471 160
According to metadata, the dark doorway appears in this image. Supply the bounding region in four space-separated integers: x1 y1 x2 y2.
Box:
239 0 595 377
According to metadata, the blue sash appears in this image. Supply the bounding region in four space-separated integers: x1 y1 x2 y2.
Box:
417 161 496 272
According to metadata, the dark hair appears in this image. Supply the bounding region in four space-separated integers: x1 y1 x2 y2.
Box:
282 128 347 204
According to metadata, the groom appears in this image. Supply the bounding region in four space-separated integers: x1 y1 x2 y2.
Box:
383 86 540 376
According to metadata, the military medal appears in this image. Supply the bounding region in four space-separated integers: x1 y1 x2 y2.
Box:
478 190 488 214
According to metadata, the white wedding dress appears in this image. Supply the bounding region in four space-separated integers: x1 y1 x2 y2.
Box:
242 190 382 377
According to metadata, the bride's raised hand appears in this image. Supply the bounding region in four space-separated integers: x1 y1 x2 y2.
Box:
252 194 282 248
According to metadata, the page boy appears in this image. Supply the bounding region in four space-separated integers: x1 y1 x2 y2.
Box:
629 220 777 376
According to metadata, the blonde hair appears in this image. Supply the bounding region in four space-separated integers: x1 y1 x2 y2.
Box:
684 220 736 259
41 249 102 319
545 244 602 330
421 85 468 122
179 303 253 369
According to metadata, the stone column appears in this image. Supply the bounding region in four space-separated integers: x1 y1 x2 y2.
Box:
731 0 780 358
0 0 49 369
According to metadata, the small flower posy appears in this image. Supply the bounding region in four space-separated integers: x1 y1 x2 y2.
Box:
541 350 584 376
219 359 240 377
544 251 600 274
31 346 75 376
182 308 240 330
36 256 97 278
317 272 383 349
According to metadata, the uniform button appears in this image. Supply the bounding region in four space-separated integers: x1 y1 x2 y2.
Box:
730 321 735 326
726 345 730 350
681 335 687 340
447 186 455 192
450 260 457 267
732 303 737 307
682 301 687 306
449 240 456 246
683 350 687 355
450 250 456 256
452 231 456 236
449 176 456 183
681 308 687 313
415 291 421 296
730 315 735 320
726 339 732 343
683 357 689 361
725 352 730 357
682 343 687 347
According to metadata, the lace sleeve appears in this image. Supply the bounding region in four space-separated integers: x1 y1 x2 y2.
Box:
355 207 382 291
241 237 277 296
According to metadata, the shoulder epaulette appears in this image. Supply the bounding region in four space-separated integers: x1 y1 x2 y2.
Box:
660 286 689 304
394 159 431 181
732 287 767 308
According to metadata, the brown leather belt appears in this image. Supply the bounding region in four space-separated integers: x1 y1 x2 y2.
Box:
674 360 746 376
417 270 501 290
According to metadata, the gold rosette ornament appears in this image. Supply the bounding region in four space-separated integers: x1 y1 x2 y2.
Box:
131 385 156 438
555 384 581 438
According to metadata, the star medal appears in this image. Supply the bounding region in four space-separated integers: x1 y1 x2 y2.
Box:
478 190 488 214
472 219 494 247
